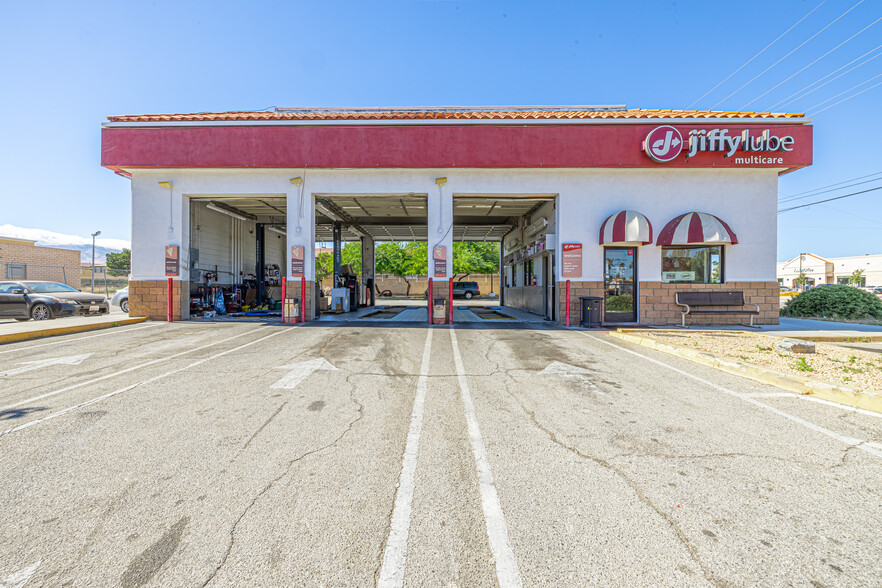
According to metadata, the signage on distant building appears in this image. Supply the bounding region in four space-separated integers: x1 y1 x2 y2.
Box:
562 243 582 278
165 245 179 276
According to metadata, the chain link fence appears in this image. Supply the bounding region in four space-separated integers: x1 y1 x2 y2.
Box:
1 262 130 296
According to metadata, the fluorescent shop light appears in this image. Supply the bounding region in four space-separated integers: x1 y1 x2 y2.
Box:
206 203 253 222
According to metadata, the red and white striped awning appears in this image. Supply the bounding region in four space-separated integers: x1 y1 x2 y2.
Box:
656 212 738 246
599 210 653 245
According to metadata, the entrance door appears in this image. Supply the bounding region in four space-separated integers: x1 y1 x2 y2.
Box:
603 248 637 323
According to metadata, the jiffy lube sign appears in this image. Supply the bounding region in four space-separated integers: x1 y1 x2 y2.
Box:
644 125 798 165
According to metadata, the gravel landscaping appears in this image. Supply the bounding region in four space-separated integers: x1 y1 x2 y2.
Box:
649 331 882 393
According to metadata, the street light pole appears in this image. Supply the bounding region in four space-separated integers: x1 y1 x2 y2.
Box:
91 231 101 293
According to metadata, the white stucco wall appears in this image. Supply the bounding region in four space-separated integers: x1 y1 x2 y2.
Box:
129 167 780 285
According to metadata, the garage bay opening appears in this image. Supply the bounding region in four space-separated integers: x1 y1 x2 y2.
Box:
452 195 556 322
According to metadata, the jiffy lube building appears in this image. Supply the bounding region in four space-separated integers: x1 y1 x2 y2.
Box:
101 106 812 325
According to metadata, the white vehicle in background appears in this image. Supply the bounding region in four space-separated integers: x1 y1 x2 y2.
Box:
111 286 129 313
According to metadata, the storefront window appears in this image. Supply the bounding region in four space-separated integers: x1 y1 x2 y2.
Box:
661 246 722 284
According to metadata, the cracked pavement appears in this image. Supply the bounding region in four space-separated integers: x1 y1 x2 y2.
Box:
0 321 880 586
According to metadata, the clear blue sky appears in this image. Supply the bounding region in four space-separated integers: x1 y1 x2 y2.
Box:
1 0 879 261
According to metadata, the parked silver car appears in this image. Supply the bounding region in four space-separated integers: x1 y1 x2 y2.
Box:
110 286 129 313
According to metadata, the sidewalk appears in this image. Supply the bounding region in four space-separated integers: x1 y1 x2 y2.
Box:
758 317 882 341
0 309 147 344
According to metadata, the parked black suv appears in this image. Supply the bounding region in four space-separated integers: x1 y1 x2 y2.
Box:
0 281 109 321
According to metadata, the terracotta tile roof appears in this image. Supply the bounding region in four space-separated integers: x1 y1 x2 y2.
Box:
107 108 805 123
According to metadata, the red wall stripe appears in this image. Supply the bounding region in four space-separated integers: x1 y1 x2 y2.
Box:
102 124 813 170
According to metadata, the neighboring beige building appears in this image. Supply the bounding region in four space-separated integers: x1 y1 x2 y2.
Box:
0 236 82 287
777 253 882 287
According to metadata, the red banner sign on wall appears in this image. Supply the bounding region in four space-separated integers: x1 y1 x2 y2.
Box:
291 246 305 277
434 246 447 278
165 245 179 277
562 243 582 278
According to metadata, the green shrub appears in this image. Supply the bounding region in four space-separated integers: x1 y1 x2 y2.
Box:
781 285 882 320
606 294 633 312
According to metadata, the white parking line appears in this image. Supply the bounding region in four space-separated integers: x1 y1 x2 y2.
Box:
450 328 523 588
0 326 274 413
800 394 882 419
579 332 882 459
0 329 289 438
0 323 159 356
377 328 433 588
741 392 794 398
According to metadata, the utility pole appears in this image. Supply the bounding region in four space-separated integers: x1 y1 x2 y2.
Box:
91 231 101 293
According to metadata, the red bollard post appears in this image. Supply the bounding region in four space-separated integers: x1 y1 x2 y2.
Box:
448 278 453 325
565 280 571 327
167 277 173 322
300 275 306 323
281 277 288 323
427 278 433 325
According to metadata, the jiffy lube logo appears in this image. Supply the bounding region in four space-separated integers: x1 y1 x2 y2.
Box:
644 125 797 163
644 126 683 162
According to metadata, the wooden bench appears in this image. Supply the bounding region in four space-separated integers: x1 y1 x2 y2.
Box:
674 291 760 327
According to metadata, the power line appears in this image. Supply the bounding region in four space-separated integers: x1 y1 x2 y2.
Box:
779 176 882 203
778 186 882 213
779 171 882 202
768 45 882 110
709 0 865 109
741 16 881 110
686 0 827 108
805 73 882 115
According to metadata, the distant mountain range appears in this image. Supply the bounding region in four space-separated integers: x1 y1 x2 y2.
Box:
0 224 130 265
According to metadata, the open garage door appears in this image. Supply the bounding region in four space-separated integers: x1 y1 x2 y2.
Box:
452 195 557 323
314 193 430 321
187 195 287 319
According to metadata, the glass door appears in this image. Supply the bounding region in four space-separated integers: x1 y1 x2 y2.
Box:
604 248 637 323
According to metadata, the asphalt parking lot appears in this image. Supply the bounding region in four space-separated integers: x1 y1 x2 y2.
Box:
0 320 880 587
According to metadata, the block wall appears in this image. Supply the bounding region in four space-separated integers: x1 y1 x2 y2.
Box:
639 281 779 326
130 280 185 320
0 242 82 288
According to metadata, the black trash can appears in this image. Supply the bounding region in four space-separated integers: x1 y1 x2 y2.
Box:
580 296 603 328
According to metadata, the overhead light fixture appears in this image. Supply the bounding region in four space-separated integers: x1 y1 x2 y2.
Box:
315 202 340 221
435 177 447 233
289 177 303 186
206 202 254 222
158 181 173 189
268 226 286 235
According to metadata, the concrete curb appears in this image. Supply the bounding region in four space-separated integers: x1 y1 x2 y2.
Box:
607 330 882 414
615 328 882 343
0 317 149 345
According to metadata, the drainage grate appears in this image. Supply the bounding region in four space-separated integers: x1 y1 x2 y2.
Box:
358 307 407 319
471 308 515 320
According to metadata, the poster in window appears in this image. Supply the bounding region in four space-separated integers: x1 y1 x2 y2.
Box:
561 243 582 278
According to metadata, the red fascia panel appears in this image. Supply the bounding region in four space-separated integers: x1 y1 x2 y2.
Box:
101 124 813 170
